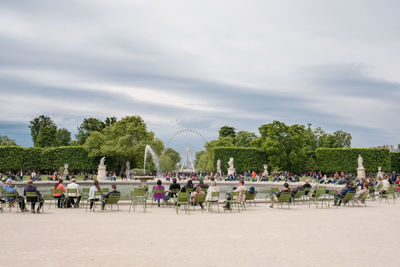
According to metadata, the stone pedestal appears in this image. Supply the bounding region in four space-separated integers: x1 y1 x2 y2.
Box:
97 166 107 180
262 171 269 177
357 167 366 179
227 167 236 176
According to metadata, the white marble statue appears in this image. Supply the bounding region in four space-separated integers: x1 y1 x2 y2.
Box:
227 157 235 176
358 155 364 169
357 155 366 179
97 157 107 180
63 163 69 176
228 158 234 169
263 164 269 177
377 166 384 179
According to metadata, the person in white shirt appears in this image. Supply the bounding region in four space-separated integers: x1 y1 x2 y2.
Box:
67 178 81 208
89 179 102 210
205 181 220 202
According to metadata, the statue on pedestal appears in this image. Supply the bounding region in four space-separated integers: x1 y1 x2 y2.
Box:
63 163 69 177
357 155 366 179
377 166 384 179
216 159 222 177
227 157 236 176
97 157 107 180
262 164 269 177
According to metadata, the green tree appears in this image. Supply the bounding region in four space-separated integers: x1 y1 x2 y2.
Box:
0 135 17 146
84 115 162 171
159 154 175 171
29 115 55 146
56 128 71 146
235 130 257 147
164 148 181 166
219 126 236 139
257 121 307 173
36 126 58 147
76 118 106 145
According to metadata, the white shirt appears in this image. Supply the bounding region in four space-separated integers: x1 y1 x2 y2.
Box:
89 186 101 200
67 182 80 197
382 179 390 191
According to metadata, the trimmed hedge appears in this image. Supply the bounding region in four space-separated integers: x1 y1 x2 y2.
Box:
212 147 268 173
316 148 391 173
0 146 116 172
390 152 400 173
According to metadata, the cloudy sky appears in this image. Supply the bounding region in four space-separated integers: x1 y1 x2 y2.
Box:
0 0 399 156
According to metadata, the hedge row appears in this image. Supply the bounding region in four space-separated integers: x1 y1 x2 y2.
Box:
316 148 391 173
212 147 268 173
390 152 400 173
0 146 120 172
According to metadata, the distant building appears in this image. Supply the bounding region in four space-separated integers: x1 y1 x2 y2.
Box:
372 144 400 152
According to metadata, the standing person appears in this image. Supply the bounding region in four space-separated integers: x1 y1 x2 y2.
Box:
89 179 102 210
67 178 81 208
4 179 27 211
52 178 66 208
24 180 44 213
391 171 397 185
153 179 165 207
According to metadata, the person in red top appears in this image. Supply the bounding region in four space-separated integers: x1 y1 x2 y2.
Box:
251 171 257 180
52 178 66 208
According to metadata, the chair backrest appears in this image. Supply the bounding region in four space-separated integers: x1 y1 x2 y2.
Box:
5 191 18 198
186 187 194 193
293 189 305 199
342 191 356 202
318 185 326 191
67 189 78 195
105 194 120 204
246 191 256 201
153 188 164 194
51 189 63 195
82 188 90 194
278 192 292 203
193 193 206 204
177 192 189 203
270 187 279 194
202 187 208 193
94 191 102 198
131 189 146 198
171 189 180 194
25 191 40 201
357 190 369 200
101 188 109 193
315 189 325 198
211 191 220 199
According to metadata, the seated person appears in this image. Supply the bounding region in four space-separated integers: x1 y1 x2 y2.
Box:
353 182 369 204
102 184 120 209
333 182 356 206
153 179 165 207
89 179 102 210
248 186 256 195
191 187 205 208
302 179 312 195
270 183 291 208
24 180 44 213
223 180 246 209
205 181 220 202
52 178 66 208
67 178 81 208
4 179 27 212
164 178 181 201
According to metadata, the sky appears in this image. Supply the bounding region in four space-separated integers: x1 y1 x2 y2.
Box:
0 0 399 157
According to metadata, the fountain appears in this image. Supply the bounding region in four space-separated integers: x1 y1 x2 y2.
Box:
135 145 159 187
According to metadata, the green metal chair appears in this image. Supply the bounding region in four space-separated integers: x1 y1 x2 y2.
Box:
186 188 194 194
175 192 190 215
380 186 396 204
226 191 245 212
292 189 305 205
368 185 376 200
25 191 44 213
81 188 90 208
129 188 147 212
89 191 103 212
0 188 4 212
309 188 328 208
152 188 165 207
266 187 279 204
192 193 206 211
340 191 357 207
207 191 220 213
66 189 78 208
49 189 65 209
355 191 369 206
245 191 257 206
102 193 121 212
275 192 292 209
202 188 208 193
4 191 22 213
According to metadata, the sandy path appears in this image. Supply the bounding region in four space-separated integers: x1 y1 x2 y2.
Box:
1 201 399 267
